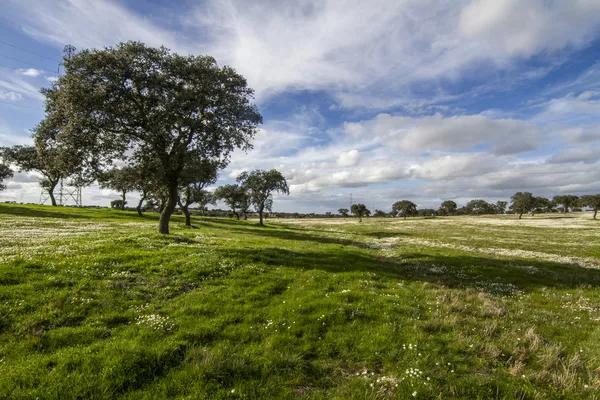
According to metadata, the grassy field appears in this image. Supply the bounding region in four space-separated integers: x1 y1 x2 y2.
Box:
1 204 599 399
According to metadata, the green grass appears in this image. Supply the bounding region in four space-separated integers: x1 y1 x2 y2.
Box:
1 203 599 399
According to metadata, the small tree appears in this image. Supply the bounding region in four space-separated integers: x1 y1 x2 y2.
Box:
510 192 535 219
532 197 551 216
238 169 289 225
338 208 349 218
98 166 138 211
373 209 388 217
213 184 247 220
553 195 579 214
580 195 600 219
465 199 493 215
178 186 216 226
351 204 370 222
495 201 508 214
438 200 457 216
392 200 418 219
110 199 125 209
0 163 13 191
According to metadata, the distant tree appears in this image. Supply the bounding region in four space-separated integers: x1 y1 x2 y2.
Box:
393 200 418 219
178 159 220 226
179 186 216 226
98 166 139 211
338 208 349 218
0 163 12 191
213 184 247 220
417 208 436 217
465 199 493 215
237 169 289 225
532 197 551 216
510 192 535 219
110 199 125 209
495 201 508 214
580 195 600 220
325 211 333 218
351 203 370 222
48 42 262 234
438 200 457 216
373 209 388 218
553 195 579 214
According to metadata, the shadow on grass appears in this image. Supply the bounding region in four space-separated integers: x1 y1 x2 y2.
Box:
215 245 600 292
0 204 162 221
196 218 374 247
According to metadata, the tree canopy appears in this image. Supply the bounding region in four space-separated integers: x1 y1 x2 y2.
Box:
438 200 457 216
580 195 600 220
510 192 535 219
338 208 349 218
392 200 418 219
0 163 12 191
553 195 579 213
213 184 248 220
238 169 289 225
351 203 370 222
47 41 262 233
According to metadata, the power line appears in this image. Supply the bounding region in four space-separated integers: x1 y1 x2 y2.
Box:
0 100 40 110
0 38 61 63
0 54 49 71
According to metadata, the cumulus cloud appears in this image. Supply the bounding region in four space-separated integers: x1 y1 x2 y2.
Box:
459 0 600 58
337 150 361 167
0 91 23 101
548 147 600 164
18 68 42 77
346 113 540 155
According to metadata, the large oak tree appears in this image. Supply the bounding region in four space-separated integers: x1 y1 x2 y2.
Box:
48 42 262 233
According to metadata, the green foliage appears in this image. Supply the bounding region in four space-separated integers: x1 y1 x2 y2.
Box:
510 192 536 218
0 163 12 191
1 204 600 398
553 195 580 213
465 199 493 215
438 200 457 216
350 203 370 222
237 169 289 225
580 194 600 219
392 200 417 219
48 41 262 233
213 184 248 220
338 208 349 217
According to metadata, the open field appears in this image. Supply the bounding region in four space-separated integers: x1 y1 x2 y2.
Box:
1 204 599 399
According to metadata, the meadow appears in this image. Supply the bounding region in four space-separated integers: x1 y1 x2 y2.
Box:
0 204 599 399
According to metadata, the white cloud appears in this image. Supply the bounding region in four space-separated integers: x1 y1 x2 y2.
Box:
346 113 541 155
459 0 600 58
548 147 600 164
7 0 600 107
0 91 24 101
18 68 42 77
337 150 361 167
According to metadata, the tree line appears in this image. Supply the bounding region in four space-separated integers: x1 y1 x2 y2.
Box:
334 193 600 221
0 42 289 233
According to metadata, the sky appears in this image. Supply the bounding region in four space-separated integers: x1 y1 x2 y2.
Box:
0 0 599 213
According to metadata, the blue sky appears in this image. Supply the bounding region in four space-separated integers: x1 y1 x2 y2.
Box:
1 0 600 213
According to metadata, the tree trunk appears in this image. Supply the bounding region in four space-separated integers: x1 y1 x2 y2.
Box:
48 190 57 207
531 211 535 217
563 205 567 214
259 207 264 225
121 190 126 211
48 179 58 206
184 208 191 226
158 184 178 234
136 194 146 217
594 209 597 220
243 211 248 220
519 213 523 219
